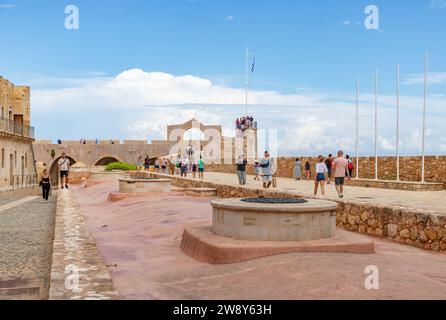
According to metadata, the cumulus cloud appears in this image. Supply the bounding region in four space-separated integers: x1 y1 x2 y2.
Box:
429 0 446 9
404 72 446 85
0 4 15 9
32 68 327 111
30 68 446 156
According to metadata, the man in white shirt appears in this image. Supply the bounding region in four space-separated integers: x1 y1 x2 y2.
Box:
58 153 71 189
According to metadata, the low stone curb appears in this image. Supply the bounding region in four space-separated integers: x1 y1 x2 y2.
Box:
48 189 119 300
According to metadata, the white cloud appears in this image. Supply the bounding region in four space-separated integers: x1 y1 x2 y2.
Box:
404 72 446 85
224 15 235 22
342 20 360 26
32 68 327 111
0 4 15 9
30 68 446 156
429 0 446 9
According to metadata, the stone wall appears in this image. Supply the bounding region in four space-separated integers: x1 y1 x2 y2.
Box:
145 172 446 253
205 156 446 188
0 135 37 188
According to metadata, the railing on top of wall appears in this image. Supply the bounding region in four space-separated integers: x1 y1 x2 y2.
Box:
0 116 35 139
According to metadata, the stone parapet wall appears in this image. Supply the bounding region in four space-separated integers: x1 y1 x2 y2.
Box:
346 179 443 191
204 156 446 189
147 172 446 253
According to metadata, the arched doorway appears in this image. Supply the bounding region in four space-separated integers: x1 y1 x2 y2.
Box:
49 156 77 186
95 157 120 166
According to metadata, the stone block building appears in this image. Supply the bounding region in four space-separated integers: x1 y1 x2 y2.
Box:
0 76 37 189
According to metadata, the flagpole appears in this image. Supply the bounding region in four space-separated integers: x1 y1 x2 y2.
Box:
375 70 379 181
245 47 249 117
422 52 428 183
355 75 360 179
396 64 400 182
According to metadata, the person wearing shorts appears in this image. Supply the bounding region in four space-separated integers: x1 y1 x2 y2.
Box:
198 157 205 180
260 151 273 189
314 155 328 197
58 153 71 190
332 150 351 198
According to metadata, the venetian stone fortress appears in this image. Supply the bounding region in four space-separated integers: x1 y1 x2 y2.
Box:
32 117 446 189
32 119 258 184
0 77 37 189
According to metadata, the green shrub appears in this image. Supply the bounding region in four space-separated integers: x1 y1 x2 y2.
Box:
105 162 138 172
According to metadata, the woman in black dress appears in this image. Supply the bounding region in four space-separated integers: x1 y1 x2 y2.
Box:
40 169 52 201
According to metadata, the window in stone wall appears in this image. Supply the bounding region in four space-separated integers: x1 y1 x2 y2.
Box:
14 151 17 168
1 148 4 168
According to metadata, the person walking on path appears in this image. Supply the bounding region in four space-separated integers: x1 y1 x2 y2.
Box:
346 155 354 178
332 150 351 199
254 160 261 181
198 156 205 180
191 158 198 179
294 158 302 181
314 155 328 197
305 161 311 180
161 158 168 173
180 156 189 177
236 156 248 185
260 151 273 189
137 156 143 171
40 169 52 201
154 159 160 172
58 153 70 190
325 154 334 184
144 156 151 171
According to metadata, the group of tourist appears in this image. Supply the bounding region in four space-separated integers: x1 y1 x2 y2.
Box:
172 154 205 180
235 116 256 130
236 151 275 189
39 152 71 201
292 151 353 198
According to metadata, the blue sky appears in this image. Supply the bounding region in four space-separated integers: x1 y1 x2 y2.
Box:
1 0 445 156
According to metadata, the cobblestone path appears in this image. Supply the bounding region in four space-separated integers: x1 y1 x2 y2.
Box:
0 195 57 300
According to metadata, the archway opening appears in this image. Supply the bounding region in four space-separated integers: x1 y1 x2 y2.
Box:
183 128 205 142
49 156 77 186
95 157 120 166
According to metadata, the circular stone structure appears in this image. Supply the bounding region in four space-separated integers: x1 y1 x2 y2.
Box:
119 178 172 193
211 198 338 241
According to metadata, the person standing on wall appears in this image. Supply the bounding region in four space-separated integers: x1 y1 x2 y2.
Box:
332 150 351 199
40 169 52 201
236 156 248 185
58 153 70 190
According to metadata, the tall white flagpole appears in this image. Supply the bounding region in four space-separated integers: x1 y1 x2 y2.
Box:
245 47 249 117
396 64 400 181
422 52 428 183
375 70 379 180
355 75 360 179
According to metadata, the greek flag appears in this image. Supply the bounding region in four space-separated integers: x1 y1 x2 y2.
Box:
251 56 256 73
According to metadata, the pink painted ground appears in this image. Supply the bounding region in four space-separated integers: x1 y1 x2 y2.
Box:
74 182 446 300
